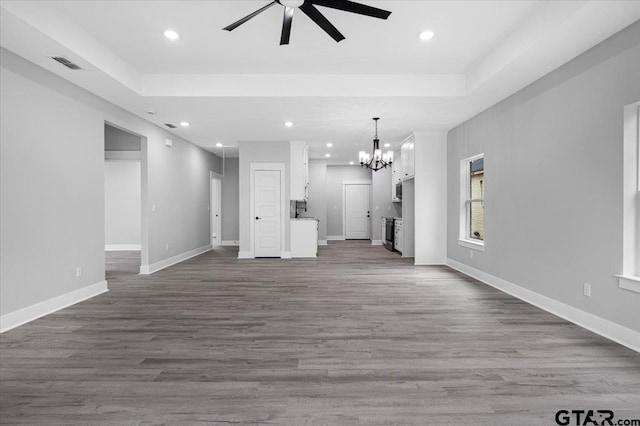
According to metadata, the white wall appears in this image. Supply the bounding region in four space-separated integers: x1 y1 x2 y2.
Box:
104 161 141 248
0 48 222 327
307 160 328 241
326 166 372 237
414 131 447 264
221 157 239 243
446 22 640 333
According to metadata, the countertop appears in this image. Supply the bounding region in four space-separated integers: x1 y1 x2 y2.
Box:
291 217 319 221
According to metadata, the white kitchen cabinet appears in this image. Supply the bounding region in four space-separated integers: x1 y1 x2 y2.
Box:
391 153 402 202
400 135 415 179
290 141 309 201
291 219 318 257
394 218 403 253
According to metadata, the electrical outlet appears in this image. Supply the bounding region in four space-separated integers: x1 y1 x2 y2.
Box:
152 204 156 212
470 251 474 258
583 283 591 297
165 244 169 251
76 267 82 278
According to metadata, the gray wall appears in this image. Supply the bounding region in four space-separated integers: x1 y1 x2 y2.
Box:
372 166 402 242
105 125 141 151
0 48 222 318
104 161 141 246
238 142 290 254
307 160 328 241
1 59 104 316
326 166 372 237
221 157 239 242
446 22 640 332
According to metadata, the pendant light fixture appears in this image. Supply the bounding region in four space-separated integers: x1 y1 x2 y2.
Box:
359 117 393 171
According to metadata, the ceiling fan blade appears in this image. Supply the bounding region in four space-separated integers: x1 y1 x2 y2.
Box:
310 0 391 20
299 2 345 43
223 1 278 31
280 7 294 45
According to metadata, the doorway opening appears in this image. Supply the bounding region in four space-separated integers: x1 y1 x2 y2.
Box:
343 182 372 240
104 123 143 278
210 172 222 247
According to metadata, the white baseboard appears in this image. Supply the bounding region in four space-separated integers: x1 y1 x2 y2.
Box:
327 235 345 241
281 251 292 259
1 280 108 333
446 258 640 353
318 240 328 246
371 240 383 246
238 251 254 259
139 244 212 275
105 244 141 251
220 240 239 246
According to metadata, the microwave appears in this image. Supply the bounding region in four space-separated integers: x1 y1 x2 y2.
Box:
395 181 402 199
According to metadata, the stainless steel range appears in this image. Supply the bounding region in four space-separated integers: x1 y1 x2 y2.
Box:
383 217 395 251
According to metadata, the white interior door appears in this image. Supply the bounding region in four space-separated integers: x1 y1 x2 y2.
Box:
254 170 281 257
211 177 221 246
345 184 371 239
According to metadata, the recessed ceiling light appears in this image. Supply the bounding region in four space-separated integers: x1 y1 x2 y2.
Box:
146 110 155 115
349 161 354 165
180 121 190 127
164 30 180 40
419 31 434 41
384 143 390 148
326 143 333 147
325 154 331 158
284 121 293 127
215 142 223 147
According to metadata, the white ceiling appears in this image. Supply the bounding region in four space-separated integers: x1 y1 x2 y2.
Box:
1 1 639 163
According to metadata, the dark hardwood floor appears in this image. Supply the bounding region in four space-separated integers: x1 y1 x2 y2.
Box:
1 241 639 425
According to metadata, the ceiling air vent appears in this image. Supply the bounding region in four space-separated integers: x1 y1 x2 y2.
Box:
164 123 177 129
51 56 82 70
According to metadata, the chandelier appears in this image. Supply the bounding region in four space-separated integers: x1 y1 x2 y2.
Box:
359 117 393 171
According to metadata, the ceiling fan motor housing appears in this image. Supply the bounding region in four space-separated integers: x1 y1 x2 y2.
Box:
280 0 305 8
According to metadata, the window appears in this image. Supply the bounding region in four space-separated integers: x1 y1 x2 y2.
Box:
459 154 485 251
618 102 640 293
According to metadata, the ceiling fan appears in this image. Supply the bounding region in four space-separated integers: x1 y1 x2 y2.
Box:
223 0 392 45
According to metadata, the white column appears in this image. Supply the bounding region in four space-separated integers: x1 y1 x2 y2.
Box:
413 131 448 265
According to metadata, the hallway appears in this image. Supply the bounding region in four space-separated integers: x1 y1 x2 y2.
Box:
1 242 639 424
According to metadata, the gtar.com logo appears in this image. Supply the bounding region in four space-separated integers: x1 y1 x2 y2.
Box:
555 410 614 426
555 410 640 426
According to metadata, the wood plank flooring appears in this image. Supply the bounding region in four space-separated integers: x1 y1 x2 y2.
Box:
1 241 639 425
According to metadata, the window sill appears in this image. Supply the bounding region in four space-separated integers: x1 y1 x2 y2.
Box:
458 239 485 252
617 274 640 294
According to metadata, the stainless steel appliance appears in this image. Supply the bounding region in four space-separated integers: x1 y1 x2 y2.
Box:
383 217 395 251
395 181 403 200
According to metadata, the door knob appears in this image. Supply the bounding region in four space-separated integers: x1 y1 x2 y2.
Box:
255 216 260 220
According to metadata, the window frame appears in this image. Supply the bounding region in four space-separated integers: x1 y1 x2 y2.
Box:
458 153 485 251
617 102 640 293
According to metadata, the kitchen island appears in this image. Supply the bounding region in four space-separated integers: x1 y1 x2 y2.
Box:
291 218 318 258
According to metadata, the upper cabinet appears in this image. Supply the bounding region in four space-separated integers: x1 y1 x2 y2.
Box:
391 152 402 202
290 141 309 201
400 135 415 179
